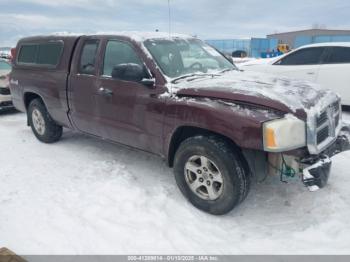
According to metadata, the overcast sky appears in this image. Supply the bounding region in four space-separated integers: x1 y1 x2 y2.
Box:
0 0 349 46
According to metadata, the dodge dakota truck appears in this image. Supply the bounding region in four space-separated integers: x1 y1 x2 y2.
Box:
9 32 350 215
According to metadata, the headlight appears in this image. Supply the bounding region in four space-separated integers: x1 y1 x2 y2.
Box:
263 115 306 152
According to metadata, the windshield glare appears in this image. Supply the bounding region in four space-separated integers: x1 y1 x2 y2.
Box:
144 38 235 79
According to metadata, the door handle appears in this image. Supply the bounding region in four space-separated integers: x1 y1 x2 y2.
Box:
98 87 113 97
307 72 315 75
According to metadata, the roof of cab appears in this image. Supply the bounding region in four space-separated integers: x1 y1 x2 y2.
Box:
17 35 80 44
18 31 193 43
97 31 192 41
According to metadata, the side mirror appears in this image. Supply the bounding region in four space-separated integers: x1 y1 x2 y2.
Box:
111 63 145 82
140 78 155 88
111 63 155 88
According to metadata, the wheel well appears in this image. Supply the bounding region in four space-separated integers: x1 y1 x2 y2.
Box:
167 126 239 167
24 93 44 126
24 92 42 110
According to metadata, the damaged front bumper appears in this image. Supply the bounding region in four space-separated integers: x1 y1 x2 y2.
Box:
301 126 350 191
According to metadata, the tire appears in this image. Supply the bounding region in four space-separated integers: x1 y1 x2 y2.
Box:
174 135 250 215
28 98 62 143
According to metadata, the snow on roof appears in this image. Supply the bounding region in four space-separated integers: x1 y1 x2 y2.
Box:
95 31 193 41
50 31 194 42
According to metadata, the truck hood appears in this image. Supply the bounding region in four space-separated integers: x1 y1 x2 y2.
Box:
172 70 338 117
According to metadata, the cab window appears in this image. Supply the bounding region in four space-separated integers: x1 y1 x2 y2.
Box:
18 42 63 66
79 40 100 75
103 40 143 77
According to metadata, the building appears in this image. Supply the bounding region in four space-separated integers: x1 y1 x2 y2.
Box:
206 28 350 58
267 29 350 49
206 38 279 58
205 39 251 56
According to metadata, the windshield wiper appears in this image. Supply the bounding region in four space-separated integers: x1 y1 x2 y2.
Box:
219 68 237 74
171 73 220 84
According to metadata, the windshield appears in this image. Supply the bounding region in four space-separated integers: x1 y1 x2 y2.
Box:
144 38 235 79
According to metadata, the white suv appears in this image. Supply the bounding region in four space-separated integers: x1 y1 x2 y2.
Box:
240 43 350 106
0 59 12 110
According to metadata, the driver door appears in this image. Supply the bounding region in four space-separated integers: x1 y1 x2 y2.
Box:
68 37 102 136
96 39 164 153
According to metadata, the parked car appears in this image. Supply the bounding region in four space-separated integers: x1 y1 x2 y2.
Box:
240 42 350 106
0 59 12 110
9 33 350 215
232 50 247 58
0 49 11 59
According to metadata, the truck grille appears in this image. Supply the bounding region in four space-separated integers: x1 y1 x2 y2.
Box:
0 87 10 95
308 99 342 154
316 111 328 127
317 126 329 144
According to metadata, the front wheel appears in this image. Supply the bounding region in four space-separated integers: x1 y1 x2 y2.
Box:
28 98 63 143
174 136 250 215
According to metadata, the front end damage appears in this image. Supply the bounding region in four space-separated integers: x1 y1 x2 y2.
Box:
262 95 350 191
243 126 350 191
267 126 350 191
301 127 350 191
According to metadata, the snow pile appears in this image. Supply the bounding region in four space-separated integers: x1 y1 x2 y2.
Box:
237 57 279 68
96 31 191 42
1 111 350 255
232 57 257 64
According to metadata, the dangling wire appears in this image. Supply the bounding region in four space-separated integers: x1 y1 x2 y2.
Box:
268 154 296 184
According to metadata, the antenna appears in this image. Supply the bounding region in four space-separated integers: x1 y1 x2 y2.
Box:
168 0 171 37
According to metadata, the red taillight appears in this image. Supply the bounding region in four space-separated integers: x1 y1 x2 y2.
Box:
10 48 16 63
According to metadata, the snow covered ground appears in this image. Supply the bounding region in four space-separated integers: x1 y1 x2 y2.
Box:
235 57 277 68
232 57 257 64
1 111 350 255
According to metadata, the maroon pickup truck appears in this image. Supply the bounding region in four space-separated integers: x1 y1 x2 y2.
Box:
9 32 350 215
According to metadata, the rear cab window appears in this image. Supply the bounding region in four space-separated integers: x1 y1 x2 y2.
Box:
78 39 100 75
17 42 63 67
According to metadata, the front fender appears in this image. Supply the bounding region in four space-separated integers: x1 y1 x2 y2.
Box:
163 96 284 157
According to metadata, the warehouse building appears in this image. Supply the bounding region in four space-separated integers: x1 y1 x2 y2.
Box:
206 28 350 58
267 29 350 49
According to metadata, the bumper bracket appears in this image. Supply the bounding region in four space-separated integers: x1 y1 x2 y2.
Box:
302 125 350 191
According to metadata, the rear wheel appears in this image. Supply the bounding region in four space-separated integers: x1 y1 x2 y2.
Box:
174 136 250 215
28 98 62 143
